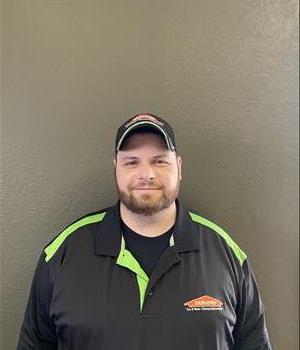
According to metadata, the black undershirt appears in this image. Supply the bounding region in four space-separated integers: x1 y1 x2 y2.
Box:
121 220 174 276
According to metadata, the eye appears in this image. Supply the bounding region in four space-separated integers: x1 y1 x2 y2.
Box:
125 161 138 166
154 159 168 165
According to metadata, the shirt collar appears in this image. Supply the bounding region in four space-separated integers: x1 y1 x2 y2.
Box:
94 198 200 257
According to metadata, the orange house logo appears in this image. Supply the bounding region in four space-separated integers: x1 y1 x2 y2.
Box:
184 295 223 311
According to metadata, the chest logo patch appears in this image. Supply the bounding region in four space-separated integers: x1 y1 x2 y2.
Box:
184 295 223 311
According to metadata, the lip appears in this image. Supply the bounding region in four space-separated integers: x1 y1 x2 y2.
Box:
134 188 160 190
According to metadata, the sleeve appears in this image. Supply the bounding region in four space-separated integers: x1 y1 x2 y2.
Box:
232 259 272 350
16 251 58 350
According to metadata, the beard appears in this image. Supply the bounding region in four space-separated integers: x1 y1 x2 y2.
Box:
115 170 180 216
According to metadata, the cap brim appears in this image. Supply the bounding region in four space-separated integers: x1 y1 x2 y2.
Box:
116 121 174 152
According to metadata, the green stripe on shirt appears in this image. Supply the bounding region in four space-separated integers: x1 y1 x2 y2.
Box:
189 212 247 265
44 212 106 262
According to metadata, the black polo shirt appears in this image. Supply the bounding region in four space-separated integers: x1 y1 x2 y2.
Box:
17 199 272 350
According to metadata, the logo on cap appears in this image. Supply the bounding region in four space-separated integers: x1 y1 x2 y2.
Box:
125 114 164 129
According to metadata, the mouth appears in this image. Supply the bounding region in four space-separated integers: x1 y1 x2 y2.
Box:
134 188 160 190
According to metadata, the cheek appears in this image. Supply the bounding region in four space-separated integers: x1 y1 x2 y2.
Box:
169 174 179 188
160 169 179 187
116 169 133 188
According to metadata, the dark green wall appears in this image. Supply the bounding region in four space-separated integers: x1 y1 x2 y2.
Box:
1 1 298 348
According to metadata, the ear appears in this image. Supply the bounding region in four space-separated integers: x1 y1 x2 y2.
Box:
177 155 182 181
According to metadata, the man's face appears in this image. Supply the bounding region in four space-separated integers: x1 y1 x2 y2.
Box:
114 132 182 216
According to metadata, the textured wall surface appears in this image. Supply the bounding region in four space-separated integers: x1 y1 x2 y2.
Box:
1 1 298 349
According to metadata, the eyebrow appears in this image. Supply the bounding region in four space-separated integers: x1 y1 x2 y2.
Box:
119 153 170 161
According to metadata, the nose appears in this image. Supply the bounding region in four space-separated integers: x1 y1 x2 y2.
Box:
138 162 155 181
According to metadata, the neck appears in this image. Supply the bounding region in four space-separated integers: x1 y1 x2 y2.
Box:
120 201 177 237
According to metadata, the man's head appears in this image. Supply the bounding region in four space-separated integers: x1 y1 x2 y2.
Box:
114 113 182 216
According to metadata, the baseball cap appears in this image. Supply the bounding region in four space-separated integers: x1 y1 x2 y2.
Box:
115 113 177 153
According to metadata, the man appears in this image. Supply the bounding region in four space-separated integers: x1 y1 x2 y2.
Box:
17 113 272 349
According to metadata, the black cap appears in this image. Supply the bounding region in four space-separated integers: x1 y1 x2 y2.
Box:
115 113 177 153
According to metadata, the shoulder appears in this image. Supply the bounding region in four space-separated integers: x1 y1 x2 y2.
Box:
43 207 110 263
188 209 247 266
